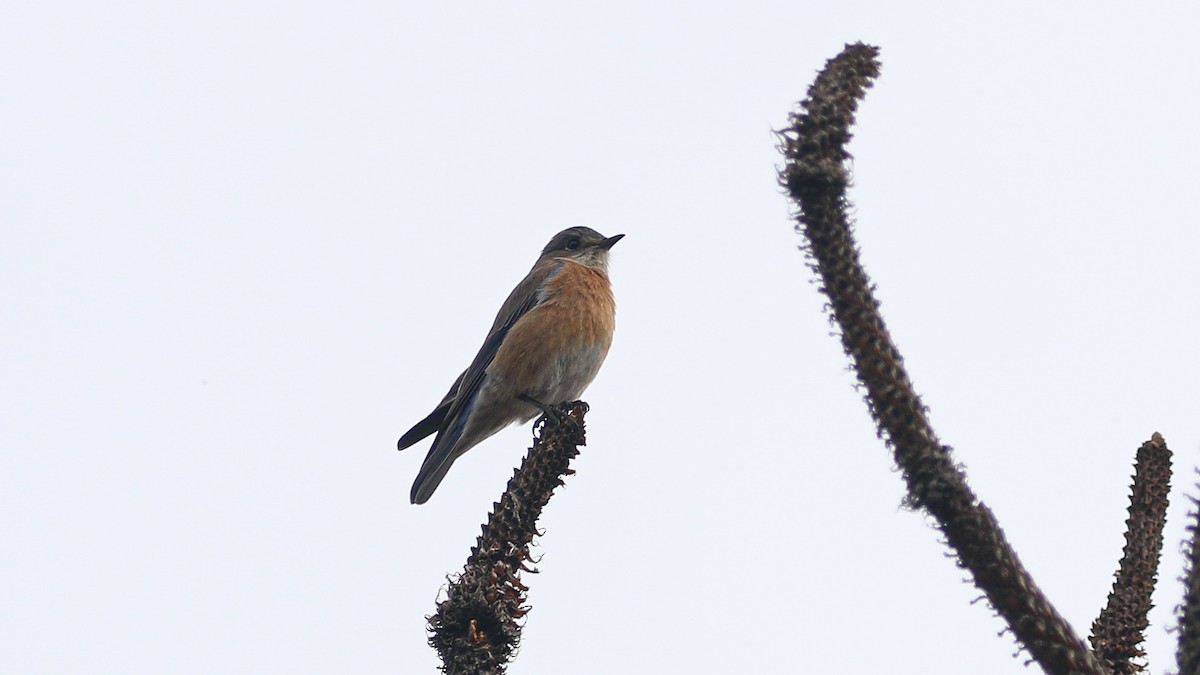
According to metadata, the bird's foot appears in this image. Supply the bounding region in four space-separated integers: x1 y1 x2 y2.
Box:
518 394 570 428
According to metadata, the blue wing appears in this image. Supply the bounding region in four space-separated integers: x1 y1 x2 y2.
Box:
408 261 563 503
396 370 464 451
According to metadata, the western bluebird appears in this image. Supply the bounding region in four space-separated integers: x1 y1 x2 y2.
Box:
398 226 623 504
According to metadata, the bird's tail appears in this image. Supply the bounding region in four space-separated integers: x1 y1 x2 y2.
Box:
410 450 460 504
409 401 473 504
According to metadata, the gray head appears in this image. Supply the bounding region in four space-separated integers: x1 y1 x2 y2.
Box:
538 226 624 271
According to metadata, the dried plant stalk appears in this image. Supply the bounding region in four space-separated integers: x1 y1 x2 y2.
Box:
1090 433 1172 674
1178 471 1200 675
427 401 589 675
778 42 1106 675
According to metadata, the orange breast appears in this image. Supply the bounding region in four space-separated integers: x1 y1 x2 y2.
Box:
490 261 615 389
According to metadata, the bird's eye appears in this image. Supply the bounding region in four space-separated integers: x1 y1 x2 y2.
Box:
566 239 581 250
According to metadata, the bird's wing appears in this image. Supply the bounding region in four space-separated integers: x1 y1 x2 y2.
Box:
409 260 563 503
396 370 465 451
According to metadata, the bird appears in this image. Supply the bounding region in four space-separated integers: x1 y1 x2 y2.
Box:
398 226 623 504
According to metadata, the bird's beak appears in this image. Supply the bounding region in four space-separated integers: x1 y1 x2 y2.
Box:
599 234 625 250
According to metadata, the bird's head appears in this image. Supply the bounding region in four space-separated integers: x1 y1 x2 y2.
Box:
538 226 624 272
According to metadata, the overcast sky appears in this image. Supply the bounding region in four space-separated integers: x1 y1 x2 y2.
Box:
3 3 1199 673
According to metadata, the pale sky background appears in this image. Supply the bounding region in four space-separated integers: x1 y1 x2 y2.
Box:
3 3 1199 674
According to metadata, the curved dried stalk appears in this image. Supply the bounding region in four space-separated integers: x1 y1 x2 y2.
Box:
778 42 1106 675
